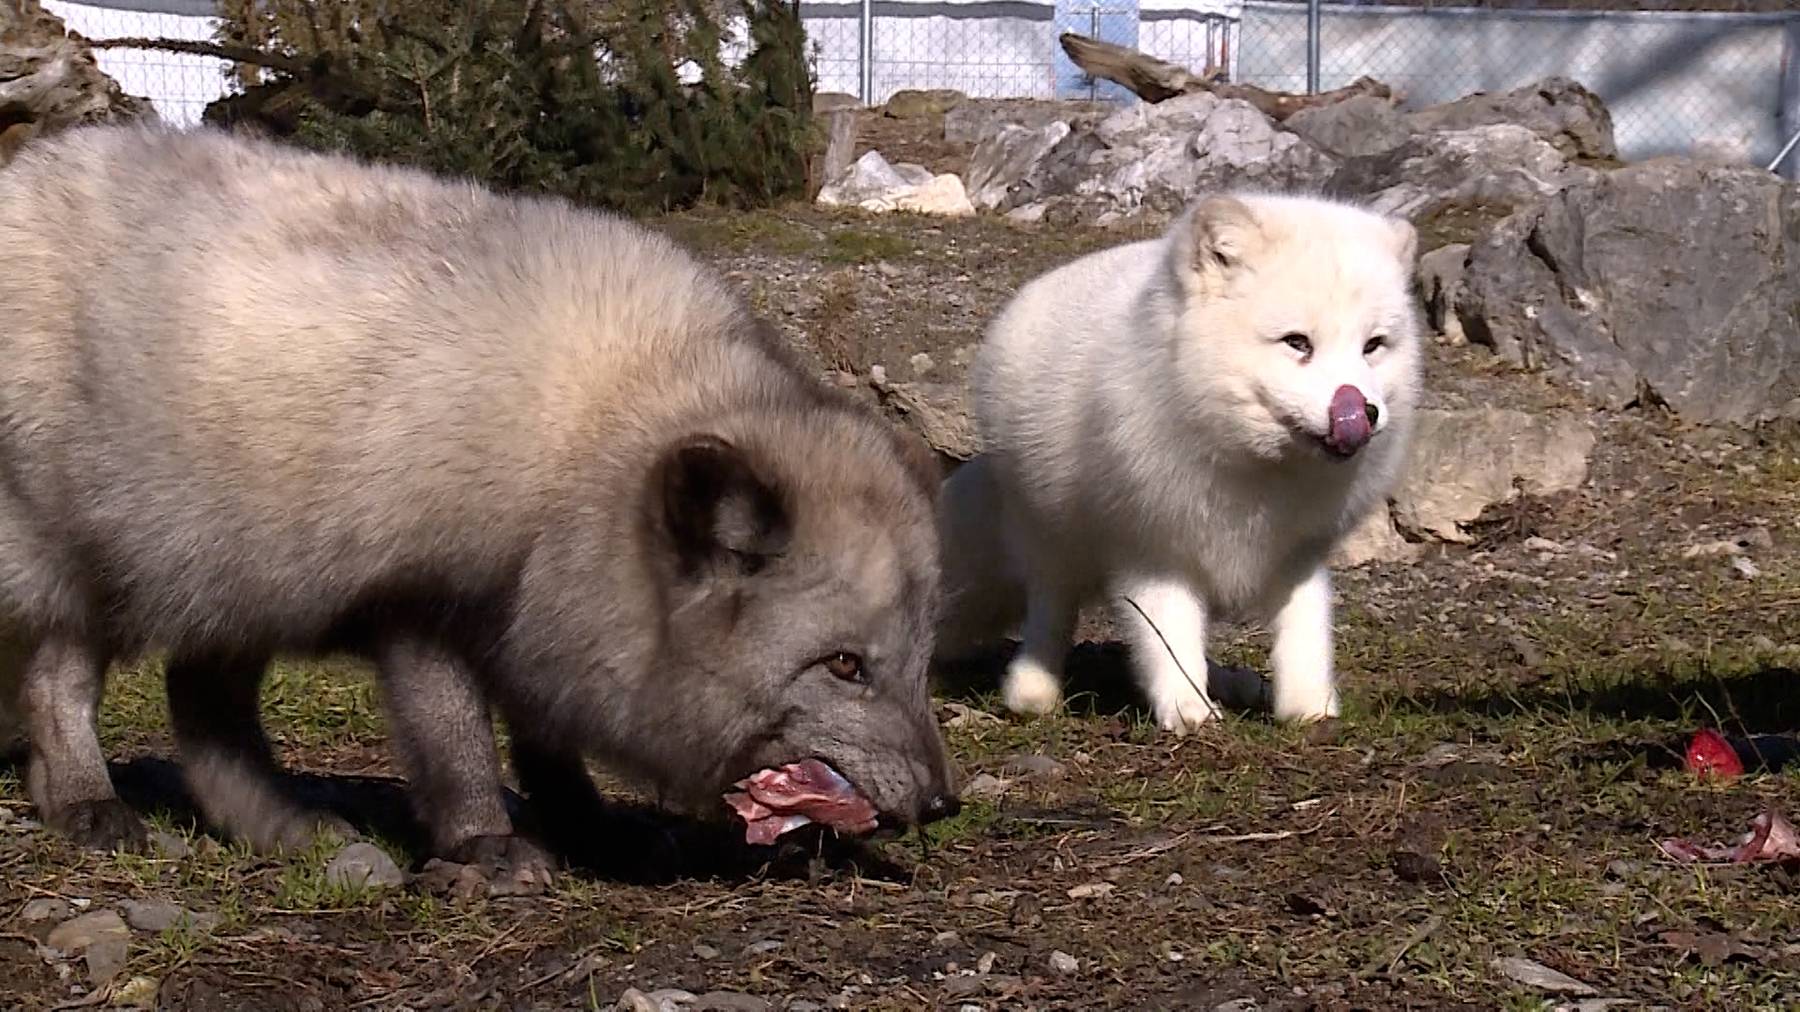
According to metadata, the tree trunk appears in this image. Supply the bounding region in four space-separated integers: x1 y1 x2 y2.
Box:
1058 31 1394 122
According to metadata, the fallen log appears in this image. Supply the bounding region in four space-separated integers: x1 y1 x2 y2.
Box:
1058 31 1394 121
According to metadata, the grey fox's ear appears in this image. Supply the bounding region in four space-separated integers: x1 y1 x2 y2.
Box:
652 434 791 575
1172 194 1264 285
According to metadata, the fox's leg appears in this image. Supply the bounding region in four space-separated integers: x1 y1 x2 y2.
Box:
1000 559 1081 718
1267 564 1340 722
1112 575 1219 734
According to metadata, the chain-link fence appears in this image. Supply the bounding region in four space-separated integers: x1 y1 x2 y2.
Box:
34 0 1800 175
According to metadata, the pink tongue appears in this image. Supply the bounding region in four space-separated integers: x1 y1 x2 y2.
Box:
1326 385 1371 455
723 759 879 846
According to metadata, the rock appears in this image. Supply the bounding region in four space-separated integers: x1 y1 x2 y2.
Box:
1456 159 1800 425
944 98 1108 145
1493 955 1598 995
812 91 860 113
121 898 185 933
883 88 964 119
46 909 129 955
149 830 191 860
0 0 156 165
1047 949 1079 975
21 897 72 922
966 121 1070 211
86 936 128 984
817 150 917 208
961 773 1010 800
1406 77 1617 162
818 109 859 190
693 992 771 1012
1331 125 1599 223
692 942 721 960
881 174 975 217
817 151 973 217
616 989 662 1012
870 375 975 461
647 990 699 1010
1006 92 1338 222
1417 244 1470 344
1390 408 1595 542
113 975 160 1009
324 841 405 890
1282 93 1411 158
1332 503 1419 566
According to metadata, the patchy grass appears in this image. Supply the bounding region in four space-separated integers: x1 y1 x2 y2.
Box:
5 203 1800 1009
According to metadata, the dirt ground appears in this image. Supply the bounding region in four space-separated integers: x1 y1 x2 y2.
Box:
4 188 1800 1011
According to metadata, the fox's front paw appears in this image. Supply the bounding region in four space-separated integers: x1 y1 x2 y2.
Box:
1271 685 1340 724
1148 681 1219 735
1001 658 1063 717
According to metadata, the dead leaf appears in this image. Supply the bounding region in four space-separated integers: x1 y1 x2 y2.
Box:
1659 809 1800 865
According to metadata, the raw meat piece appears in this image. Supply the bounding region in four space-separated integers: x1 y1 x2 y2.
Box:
723 759 879 845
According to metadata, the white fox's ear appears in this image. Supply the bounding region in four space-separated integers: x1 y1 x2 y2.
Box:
1386 216 1419 267
1172 195 1263 287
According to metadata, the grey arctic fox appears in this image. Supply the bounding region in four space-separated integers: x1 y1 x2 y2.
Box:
0 124 958 876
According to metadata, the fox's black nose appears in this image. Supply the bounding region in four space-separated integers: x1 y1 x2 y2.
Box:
1364 401 1381 427
920 794 961 824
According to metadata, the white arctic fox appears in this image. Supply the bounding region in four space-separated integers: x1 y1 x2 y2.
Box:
935 192 1424 731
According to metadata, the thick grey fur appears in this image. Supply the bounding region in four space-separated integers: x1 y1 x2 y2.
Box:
0 123 957 871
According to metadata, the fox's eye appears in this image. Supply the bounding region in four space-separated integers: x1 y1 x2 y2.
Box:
824 652 865 683
1281 332 1312 358
1364 335 1387 356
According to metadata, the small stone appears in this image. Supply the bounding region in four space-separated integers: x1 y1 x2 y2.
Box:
787 1002 825 1012
1066 882 1115 900
121 898 185 933
743 939 783 956
85 937 128 984
1213 1001 1259 1012
46 910 129 956
1523 536 1565 554
961 773 1010 801
616 989 661 1012
693 992 772 1012
976 951 997 974
932 930 961 947
21 898 72 922
1165 872 1184 887
692 942 721 960
149 831 190 860
113 974 160 1009
1003 754 1065 779
647 989 699 1009
324 842 405 890
1047 950 1078 975
909 352 935 377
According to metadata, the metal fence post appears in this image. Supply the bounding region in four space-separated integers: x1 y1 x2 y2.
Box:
858 0 874 105
1305 0 1321 95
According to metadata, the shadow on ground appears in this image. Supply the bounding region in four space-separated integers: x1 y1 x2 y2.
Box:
0 754 916 887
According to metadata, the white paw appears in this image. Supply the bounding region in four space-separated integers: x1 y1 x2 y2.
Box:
1001 658 1063 717
1148 681 1220 735
1271 685 1341 724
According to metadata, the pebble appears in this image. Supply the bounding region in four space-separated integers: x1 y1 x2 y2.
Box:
121 898 185 933
1048 950 1078 975
149 831 191 860
692 942 721 960
742 939 783 956
616 989 661 1012
961 773 1009 800
46 910 129 955
909 352 934 376
114 975 160 1009
324 842 406 890
21 898 72 922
